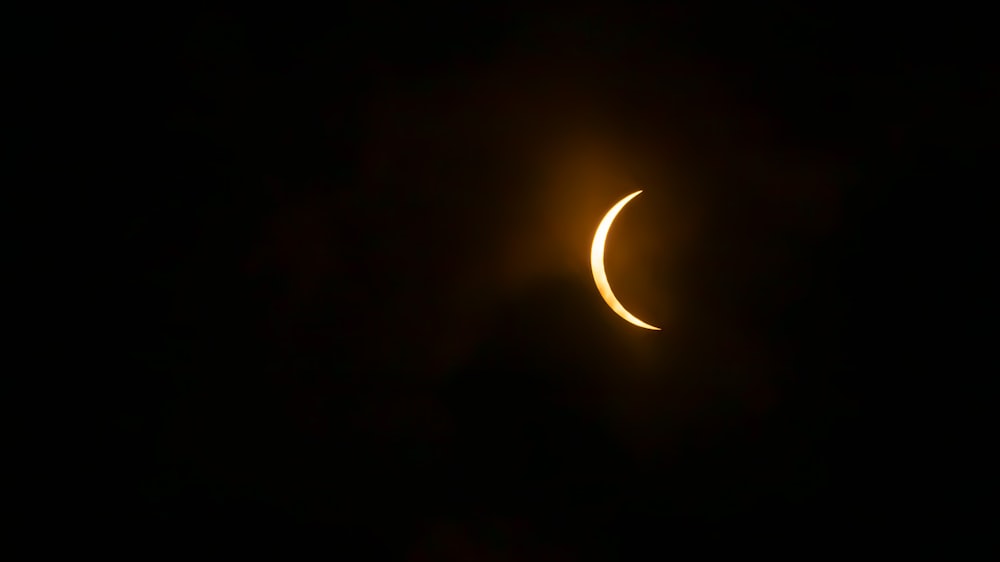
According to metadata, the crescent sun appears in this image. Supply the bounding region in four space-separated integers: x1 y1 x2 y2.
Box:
590 190 661 330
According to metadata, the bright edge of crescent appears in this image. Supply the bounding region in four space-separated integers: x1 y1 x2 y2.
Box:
590 190 661 330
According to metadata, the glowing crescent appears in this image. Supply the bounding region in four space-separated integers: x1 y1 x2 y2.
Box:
591 190 661 330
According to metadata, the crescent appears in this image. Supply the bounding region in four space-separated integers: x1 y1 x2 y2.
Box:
590 190 661 330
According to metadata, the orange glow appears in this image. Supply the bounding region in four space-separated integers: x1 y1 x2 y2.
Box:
590 190 661 330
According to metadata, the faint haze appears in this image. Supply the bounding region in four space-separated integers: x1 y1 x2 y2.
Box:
164 6 846 427
129 4 898 553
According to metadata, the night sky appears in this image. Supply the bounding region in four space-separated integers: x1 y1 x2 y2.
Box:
106 3 984 556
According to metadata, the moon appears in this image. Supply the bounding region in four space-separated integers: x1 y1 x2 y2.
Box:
590 190 661 330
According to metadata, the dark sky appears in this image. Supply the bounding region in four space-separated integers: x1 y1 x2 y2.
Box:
108 3 983 556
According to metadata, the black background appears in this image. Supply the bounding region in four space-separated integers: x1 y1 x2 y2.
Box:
92 2 986 556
